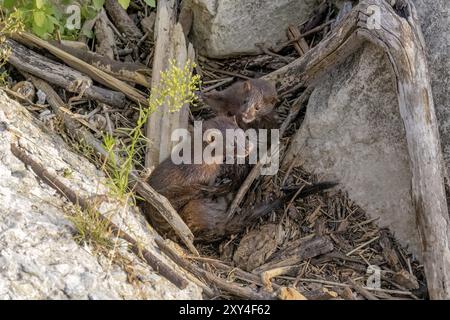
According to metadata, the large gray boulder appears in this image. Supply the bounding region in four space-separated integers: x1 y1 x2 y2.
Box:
0 91 202 299
415 0 450 167
286 0 449 257
187 0 321 58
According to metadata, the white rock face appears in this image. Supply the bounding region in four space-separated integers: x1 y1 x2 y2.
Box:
287 0 449 258
187 0 321 58
0 91 202 299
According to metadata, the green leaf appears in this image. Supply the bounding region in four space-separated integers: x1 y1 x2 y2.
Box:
82 28 94 39
32 23 48 38
92 0 105 10
35 0 46 9
118 0 130 10
47 15 60 27
143 0 156 7
3 0 16 9
33 11 46 27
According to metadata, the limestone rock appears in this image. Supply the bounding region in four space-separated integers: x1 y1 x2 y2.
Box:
187 0 320 58
0 91 202 300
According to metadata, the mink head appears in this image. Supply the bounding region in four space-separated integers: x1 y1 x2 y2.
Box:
202 79 277 124
195 116 254 164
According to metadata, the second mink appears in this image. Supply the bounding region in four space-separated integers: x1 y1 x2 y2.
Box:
201 78 279 130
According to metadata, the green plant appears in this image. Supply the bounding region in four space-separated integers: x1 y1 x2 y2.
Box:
118 0 155 10
0 0 103 39
67 205 114 250
102 59 201 199
0 8 24 86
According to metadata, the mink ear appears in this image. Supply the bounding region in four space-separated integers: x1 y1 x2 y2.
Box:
243 81 252 92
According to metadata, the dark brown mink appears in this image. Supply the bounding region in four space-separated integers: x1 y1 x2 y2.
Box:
144 114 337 242
143 115 253 239
201 78 279 130
181 181 337 242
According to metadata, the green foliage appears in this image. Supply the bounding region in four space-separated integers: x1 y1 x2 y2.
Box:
92 0 105 10
0 0 103 39
149 59 201 113
0 8 25 86
118 0 156 9
67 206 113 250
118 0 130 10
143 0 156 8
102 60 201 199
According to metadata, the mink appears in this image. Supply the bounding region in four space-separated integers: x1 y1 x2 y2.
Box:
143 115 337 242
201 78 279 130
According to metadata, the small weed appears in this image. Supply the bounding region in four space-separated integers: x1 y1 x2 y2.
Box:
101 59 201 200
67 205 114 251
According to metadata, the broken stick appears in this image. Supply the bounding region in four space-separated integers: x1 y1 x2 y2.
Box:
5 39 125 108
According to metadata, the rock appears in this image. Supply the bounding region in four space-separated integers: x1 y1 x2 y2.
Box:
414 0 450 168
186 0 321 58
0 91 202 300
285 0 449 258
233 224 280 271
287 44 421 256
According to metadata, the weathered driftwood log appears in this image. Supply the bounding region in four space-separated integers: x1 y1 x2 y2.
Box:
265 0 449 299
30 77 198 256
50 41 152 88
145 0 195 169
253 236 334 273
104 0 143 40
12 32 147 105
155 238 275 299
94 9 116 60
5 39 126 107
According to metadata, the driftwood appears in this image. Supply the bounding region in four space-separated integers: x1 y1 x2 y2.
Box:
30 77 199 256
94 9 116 60
145 0 194 169
50 41 152 88
9 143 188 290
263 0 449 299
12 32 147 105
5 39 126 108
104 0 143 40
287 24 309 57
188 255 284 293
253 236 334 273
156 238 275 299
